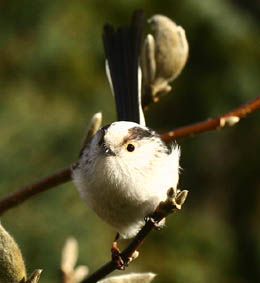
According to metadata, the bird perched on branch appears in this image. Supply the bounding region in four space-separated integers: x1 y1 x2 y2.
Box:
72 10 180 268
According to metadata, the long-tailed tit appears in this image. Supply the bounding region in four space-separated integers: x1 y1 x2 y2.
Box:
73 11 180 241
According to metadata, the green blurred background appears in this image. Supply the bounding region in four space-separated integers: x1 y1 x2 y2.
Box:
0 0 259 282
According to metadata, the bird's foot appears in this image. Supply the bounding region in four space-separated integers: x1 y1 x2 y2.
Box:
111 239 125 270
111 232 140 269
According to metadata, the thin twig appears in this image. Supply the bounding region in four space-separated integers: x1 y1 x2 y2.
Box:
161 96 260 141
81 189 188 283
0 166 73 215
0 96 259 215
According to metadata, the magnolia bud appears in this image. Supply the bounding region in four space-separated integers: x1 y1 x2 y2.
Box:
149 14 189 85
79 112 102 156
142 14 189 103
99 272 156 283
0 223 26 283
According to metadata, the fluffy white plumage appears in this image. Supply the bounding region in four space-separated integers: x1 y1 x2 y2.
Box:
73 121 180 239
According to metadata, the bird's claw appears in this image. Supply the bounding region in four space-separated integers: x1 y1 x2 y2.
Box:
111 241 125 270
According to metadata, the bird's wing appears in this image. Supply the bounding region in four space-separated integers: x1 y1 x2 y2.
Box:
103 10 145 125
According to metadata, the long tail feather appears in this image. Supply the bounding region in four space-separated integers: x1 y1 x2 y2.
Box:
103 10 145 125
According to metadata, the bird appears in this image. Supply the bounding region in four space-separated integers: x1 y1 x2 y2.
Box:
72 10 180 267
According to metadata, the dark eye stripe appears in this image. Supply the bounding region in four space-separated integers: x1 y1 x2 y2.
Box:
128 127 154 140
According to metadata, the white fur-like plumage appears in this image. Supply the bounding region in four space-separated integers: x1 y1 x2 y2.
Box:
73 121 180 239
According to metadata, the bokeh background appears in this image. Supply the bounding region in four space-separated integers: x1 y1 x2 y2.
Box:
0 0 259 282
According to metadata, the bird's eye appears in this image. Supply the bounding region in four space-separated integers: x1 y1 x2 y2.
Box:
126 144 135 152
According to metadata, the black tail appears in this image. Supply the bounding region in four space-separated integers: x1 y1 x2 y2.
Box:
103 10 145 124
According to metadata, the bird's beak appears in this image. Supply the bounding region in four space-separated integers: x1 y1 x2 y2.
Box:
103 146 116 156
98 128 116 156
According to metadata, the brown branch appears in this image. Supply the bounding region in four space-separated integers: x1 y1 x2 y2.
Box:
0 96 259 215
81 189 188 283
161 96 260 142
0 166 73 215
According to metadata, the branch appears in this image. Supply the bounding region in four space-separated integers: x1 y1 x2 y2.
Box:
161 96 260 141
0 96 259 215
0 112 104 215
0 166 73 215
81 189 188 283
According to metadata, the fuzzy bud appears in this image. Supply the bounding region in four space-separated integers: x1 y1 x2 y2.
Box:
0 223 26 283
149 15 188 84
142 14 189 103
99 272 156 283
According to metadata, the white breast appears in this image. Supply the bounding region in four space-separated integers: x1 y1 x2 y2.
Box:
73 143 180 239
